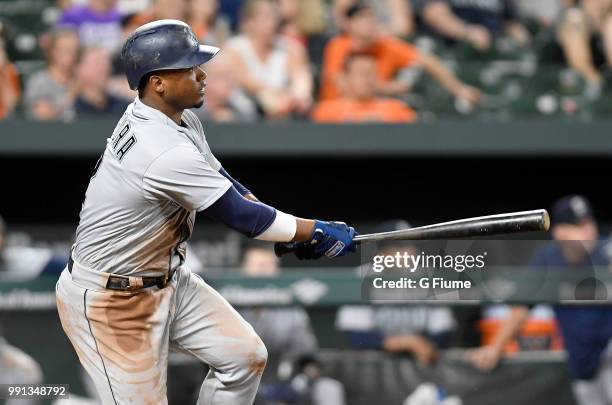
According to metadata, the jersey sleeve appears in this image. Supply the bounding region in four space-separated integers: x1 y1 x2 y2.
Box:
143 145 231 211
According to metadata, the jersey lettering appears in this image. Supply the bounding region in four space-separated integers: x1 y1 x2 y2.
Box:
117 136 137 161
111 123 137 161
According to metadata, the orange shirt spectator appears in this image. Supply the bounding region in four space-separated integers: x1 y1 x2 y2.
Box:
321 3 482 106
313 51 416 123
0 62 20 119
312 99 415 123
320 34 421 100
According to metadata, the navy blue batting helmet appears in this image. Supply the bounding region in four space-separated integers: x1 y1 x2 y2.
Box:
121 19 220 90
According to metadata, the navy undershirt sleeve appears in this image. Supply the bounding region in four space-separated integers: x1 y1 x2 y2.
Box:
219 167 251 197
203 186 276 238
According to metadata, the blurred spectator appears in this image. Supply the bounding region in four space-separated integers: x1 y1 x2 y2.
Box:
312 51 417 122
187 0 231 45
74 47 130 117
334 0 415 37
126 0 187 33
556 0 612 89
0 38 20 119
513 0 565 28
419 0 531 51
336 221 456 367
108 15 142 100
226 0 313 118
23 28 79 121
196 54 257 122
239 245 318 361
279 0 329 66
218 0 245 32
467 195 612 405
57 0 123 52
320 3 481 104
0 336 43 405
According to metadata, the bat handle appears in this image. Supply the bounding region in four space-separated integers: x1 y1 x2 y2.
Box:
274 242 296 257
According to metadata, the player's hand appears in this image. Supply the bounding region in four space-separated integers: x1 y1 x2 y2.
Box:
291 220 357 260
466 345 502 371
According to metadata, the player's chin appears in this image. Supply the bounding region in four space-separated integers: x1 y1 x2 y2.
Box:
193 98 204 109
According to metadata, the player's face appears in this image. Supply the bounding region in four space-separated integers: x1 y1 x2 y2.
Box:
159 65 208 110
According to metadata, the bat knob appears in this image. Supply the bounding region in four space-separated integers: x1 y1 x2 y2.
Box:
274 242 296 257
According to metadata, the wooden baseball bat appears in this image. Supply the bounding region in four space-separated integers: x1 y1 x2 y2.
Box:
274 209 550 257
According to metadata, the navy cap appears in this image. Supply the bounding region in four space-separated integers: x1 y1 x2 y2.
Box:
551 195 594 225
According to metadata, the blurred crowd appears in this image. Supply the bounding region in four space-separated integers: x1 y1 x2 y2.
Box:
2 0 612 123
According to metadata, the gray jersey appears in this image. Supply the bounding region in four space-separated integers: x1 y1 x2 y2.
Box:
73 98 231 276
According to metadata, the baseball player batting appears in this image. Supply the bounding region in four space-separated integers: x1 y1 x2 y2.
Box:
55 19 356 405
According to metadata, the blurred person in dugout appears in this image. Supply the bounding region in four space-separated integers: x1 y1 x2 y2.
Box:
336 221 456 367
239 244 347 405
333 0 416 38
312 51 417 123
416 0 531 52
320 3 482 106
467 195 612 405
193 53 257 122
0 335 43 405
0 217 45 405
225 0 313 119
240 244 318 367
0 215 67 280
555 0 612 92
74 47 130 117
57 0 123 52
23 28 79 121
0 34 20 119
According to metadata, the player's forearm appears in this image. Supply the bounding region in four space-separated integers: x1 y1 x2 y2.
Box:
204 186 313 242
294 218 315 242
489 306 530 351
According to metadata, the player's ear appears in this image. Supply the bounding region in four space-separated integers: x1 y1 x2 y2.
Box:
150 74 165 94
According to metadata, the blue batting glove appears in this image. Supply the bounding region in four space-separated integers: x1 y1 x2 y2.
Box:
295 220 357 259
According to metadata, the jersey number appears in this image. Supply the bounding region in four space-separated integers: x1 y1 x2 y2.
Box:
112 123 137 161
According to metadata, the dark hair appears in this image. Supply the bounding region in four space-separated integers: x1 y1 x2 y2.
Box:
137 72 153 95
345 2 371 19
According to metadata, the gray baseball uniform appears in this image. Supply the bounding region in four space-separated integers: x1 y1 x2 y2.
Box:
56 98 268 405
